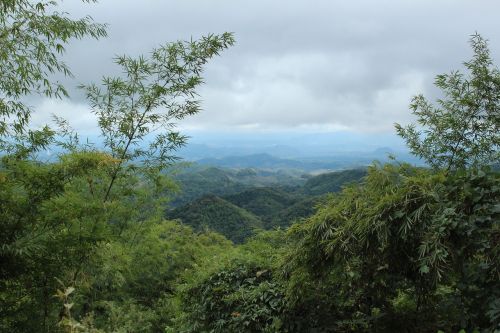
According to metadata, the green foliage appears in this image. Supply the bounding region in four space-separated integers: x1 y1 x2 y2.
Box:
75 221 233 333
300 168 367 195
168 195 263 243
284 164 500 332
174 230 290 333
224 187 301 220
167 165 307 207
266 195 325 228
167 166 250 206
167 167 366 236
0 3 235 329
55 284 104 333
179 262 286 333
0 0 106 154
80 33 235 201
0 150 171 331
396 34 500 170
124 221 232 305
276 33 500 333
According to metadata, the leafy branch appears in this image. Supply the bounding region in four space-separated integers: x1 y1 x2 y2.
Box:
80 33 235 201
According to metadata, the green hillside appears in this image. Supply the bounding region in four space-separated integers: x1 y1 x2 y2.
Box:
268 195 326 228
168 167 249 206
301 168 367 195
223 187 301 220
168 165 365 209
167 165 307 207
167 168 369 240
167 195 263 243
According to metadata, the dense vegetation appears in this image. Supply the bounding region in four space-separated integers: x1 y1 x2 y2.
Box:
0 2 498 332
167 168 366 240
299 168 367 195
168 194 263 243
166 165 309 207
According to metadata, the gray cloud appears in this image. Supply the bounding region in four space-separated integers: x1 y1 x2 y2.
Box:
35 0 500 134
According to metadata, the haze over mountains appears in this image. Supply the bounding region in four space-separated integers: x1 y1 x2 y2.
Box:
176 130 424 171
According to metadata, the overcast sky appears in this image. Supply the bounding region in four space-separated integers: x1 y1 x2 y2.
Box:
31 0 500 137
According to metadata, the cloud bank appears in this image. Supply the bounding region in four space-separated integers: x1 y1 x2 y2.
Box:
33 0 500 135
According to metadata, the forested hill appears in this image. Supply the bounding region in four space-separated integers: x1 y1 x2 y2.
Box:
166 167 367 241
300 168 367 195
168 194 263 243
167 163 366 206
166 165 308 207
223 187 301 219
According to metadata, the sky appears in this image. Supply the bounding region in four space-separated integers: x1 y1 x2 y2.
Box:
30 0 500 153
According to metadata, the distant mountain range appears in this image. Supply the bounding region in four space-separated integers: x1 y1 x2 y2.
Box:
178 131 412 160
194 151 422 171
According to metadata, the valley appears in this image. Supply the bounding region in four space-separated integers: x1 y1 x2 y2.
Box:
166 165 367 241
